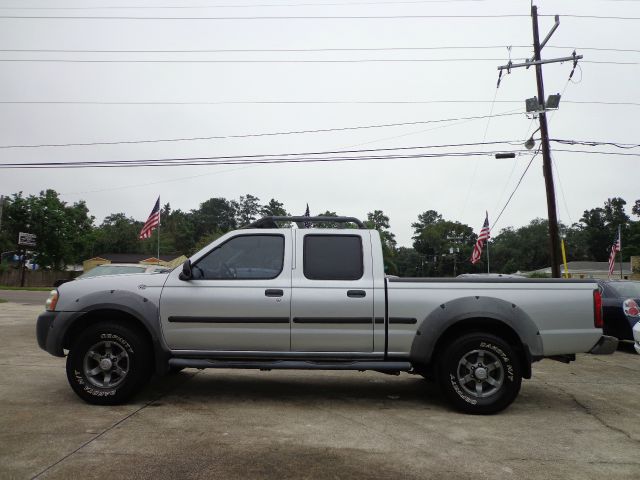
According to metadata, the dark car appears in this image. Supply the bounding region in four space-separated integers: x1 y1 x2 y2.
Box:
598 280 640 345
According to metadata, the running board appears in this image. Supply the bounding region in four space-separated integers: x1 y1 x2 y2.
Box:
169 358 412 372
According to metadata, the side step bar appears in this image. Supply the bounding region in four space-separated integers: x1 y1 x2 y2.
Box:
169 358 412 372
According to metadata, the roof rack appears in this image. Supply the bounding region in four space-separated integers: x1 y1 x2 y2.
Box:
246 216 366 229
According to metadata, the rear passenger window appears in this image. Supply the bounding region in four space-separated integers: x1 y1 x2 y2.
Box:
304 235 363 280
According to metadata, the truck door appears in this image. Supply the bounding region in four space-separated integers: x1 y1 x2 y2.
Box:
290 231 374 352
160 231 292 352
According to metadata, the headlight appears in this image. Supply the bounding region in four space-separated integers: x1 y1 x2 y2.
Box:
45 289 59 312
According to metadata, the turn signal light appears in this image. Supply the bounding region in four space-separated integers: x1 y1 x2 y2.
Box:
45 290 59 312
593 289 603 329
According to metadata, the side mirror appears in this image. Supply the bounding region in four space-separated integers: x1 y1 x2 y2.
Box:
179 259 192 281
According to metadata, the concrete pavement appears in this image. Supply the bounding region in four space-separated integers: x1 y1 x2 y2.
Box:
0 289 49 306
1 302 639 479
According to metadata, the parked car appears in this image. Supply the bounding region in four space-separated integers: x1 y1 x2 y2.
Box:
36 215 616 414
77 263 170 279
633 321 640 354
597 280 640 346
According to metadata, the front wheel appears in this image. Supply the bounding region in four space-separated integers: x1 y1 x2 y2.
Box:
66 322 152 405
437 333 522 415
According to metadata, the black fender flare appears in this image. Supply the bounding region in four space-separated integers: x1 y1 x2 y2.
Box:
409 296 543 368
60 289 170 375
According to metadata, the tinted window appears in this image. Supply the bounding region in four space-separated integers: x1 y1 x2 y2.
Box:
193 235 284 280
304 235 363 280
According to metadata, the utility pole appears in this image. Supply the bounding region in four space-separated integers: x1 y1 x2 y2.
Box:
497 6 582 278
532 5 561 279
447 233 463 277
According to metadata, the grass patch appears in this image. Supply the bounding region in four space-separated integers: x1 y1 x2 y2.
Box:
0 286 52 292
0 299 7 303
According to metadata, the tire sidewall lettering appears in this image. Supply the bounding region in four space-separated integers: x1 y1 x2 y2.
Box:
479 341 514 382
100 332 134 354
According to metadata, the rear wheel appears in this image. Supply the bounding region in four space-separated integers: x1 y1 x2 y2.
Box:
66 322 152 405
437 332 522 414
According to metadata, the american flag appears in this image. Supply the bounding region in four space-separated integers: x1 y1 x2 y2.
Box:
608 226 621 278
139 196 160 240
303 203 311 228
471 212 490 265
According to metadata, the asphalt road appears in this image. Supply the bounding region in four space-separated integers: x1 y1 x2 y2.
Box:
0 289 49 306
1 302 639 479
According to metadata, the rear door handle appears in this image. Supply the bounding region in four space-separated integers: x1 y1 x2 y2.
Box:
347 290 366 298
265 289 284 297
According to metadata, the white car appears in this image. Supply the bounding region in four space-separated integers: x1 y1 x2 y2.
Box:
633 321 640 354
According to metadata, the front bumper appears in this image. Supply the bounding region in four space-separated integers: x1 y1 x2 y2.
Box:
589 335 618 355
36 311 58 351
36 310 75 357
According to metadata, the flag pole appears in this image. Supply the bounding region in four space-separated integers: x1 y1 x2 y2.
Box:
619 225 623 280
486 240 490 274
486 211 490 274
157 198 161 265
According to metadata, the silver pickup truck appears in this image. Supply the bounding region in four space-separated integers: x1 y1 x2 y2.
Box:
36 216 616 414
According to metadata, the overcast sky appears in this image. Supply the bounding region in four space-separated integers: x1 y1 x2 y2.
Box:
0 0 638 247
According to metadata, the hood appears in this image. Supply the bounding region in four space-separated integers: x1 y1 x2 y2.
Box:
56 272 169 311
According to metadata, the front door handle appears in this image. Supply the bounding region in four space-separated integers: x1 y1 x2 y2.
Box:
347 290 366 298
265 289 284 297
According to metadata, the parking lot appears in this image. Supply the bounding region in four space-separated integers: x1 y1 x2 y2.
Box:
1 299 639 480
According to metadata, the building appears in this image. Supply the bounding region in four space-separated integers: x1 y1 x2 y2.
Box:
523 261 633 280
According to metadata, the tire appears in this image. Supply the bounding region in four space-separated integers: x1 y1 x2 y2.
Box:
437 332 522 415
66 322 152 405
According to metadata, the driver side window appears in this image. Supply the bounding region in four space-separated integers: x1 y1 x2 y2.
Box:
192 234 284 280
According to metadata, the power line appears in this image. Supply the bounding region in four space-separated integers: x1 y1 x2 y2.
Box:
0 0 488 9
0 140 524 167
1 146 636 170
0 14 532 20
491 148 540 232
1 100 639 106
551 139 640 148
0 57 527 64
0 150 526 169
0 14 637 20
0 45 638 53
0 111 523 149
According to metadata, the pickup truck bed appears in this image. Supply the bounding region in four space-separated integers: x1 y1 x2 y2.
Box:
36 215 616 414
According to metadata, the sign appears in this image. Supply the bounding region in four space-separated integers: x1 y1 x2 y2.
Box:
18 232 36 247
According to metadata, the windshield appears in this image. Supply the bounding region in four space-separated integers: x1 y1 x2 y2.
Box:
608 282 640 298
79 265 147 278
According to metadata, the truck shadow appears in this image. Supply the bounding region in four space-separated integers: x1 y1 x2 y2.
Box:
144 370 449 410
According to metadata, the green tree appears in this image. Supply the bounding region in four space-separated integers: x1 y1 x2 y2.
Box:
365 210 397 274
92 213 143 255
490 219 554 273
3 190 94 269
314 210 340 228
192 197 237 240
412 210 476 276
157 204 196 255
580 197 630 261
236 194 262 226
260 198 288 217
394 247 424 277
